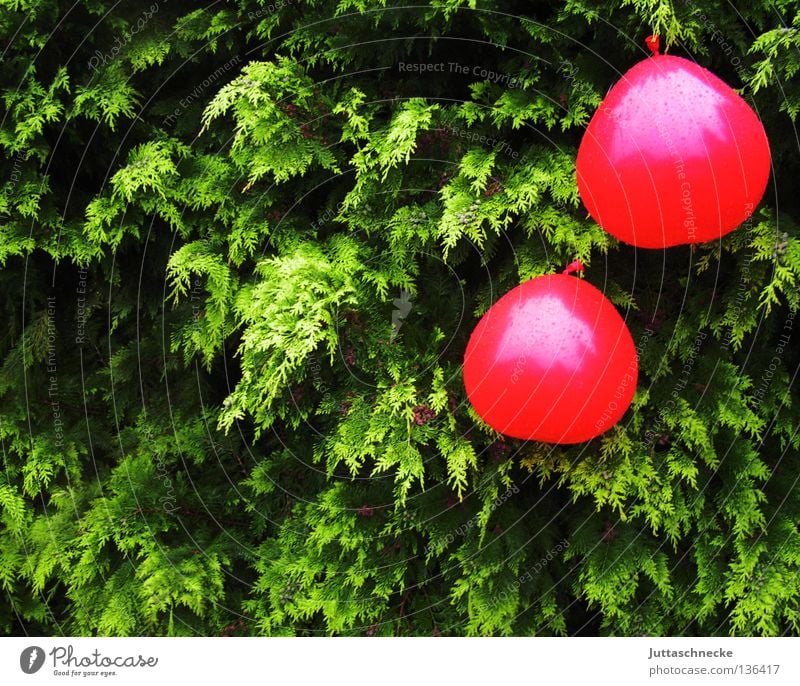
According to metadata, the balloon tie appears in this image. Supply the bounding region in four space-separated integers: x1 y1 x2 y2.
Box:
562 260 585 275
645 35 660 56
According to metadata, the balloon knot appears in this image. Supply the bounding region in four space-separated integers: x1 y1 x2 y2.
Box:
645 35 660 56
562 260 585 275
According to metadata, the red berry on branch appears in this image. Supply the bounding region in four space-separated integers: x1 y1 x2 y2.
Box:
483 178 503 197
412 404 436 425
447 392 458 414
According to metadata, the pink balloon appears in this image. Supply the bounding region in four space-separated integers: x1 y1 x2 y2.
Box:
463 274 638 444
577 46 771 248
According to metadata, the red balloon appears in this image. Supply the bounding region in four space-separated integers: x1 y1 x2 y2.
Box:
576 47 771 248
463 274 638 444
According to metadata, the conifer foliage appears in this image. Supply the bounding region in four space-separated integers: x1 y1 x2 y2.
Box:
1 0 799 636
